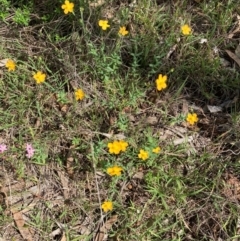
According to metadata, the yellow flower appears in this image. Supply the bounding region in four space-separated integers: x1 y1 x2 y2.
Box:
107 166 123 176
156 74 167 91
119 26 128 36
152 147 161 154
186 113 198 125
108 140 128 154
33 71 46 84
99 20 110 30
181 24 191 35
118 140 128 152
138 149 149 161
75 89 85 101
5 59 16 71
61 0 74 14
101 201 113 212
108 141 121 154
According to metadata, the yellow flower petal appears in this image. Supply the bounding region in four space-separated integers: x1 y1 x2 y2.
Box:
101 201 113 212
186 113 198 125
61 0 74 14
152 147 161 154
99 20 110 30
156 74 167 91
119 26 128 36
107 140 128 154
181 24 191 35
138 149 149 161
33 71 46 84
5 59 16 71
75 89 85 101
107 166 123 176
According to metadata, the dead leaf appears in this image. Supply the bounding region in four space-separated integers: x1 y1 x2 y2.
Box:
199 38 207 44
61 232 67 241
166 44 177 59
60 104 69 113
109 115 117 125
49 228 62 238
113 133 126 140
127 114 135 122
228 15 240 39
89 0 105 7
182 99 188 115
57 170 69 199
69 80 78 89
93 132 112 139
235 44 240 59
96 171 105 177
223 174 240 201
146 116 158 125
133 172 144 180
0 59 8 67
34 118 41 129
13 212 33 241
173 136 194 145
92 132 126 140
103 215 118 231
207 105 222 113
94 215 118 241
226 50 240 67
66 156 74 177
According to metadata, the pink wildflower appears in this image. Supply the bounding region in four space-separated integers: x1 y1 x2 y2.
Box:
26 143 35 158
0 144 7 153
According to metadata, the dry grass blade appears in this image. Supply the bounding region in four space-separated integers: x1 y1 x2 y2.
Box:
57 170 70 199
226 50 240 67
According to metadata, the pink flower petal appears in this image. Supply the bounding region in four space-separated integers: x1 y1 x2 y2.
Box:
0 144 7 153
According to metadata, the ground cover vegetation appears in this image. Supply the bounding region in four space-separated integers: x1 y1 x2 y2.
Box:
0 0 240 240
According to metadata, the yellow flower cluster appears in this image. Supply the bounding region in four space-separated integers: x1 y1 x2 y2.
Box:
5 65 85 100
108 140 128 155
107 166 123 176
60 0 129 38
186 113 198 125
4 60 48 86
138 146 161 161
98 19 129 37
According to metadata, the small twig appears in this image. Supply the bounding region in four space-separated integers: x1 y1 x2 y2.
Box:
163 152 187 157
90 142 104 221
221 149 240 155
